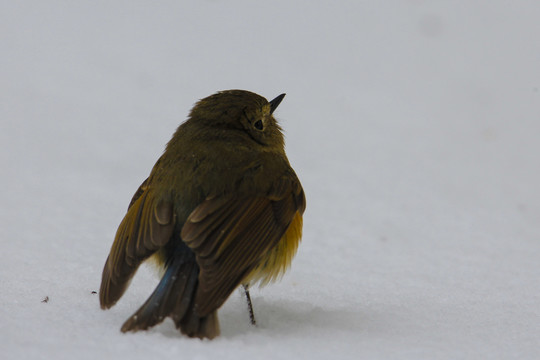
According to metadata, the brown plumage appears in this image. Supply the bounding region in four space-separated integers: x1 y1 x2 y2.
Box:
99 90 305 339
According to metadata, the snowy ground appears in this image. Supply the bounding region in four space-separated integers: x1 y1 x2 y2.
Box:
2 1 539 359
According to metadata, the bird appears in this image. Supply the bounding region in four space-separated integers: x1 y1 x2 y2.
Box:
99 90 306 339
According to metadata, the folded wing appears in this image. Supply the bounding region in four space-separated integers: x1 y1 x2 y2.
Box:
99 180 175 309
181 177 305 316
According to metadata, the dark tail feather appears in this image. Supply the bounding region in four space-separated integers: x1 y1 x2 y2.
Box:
175 303 219 339
120 247 197 332
121 247 220 339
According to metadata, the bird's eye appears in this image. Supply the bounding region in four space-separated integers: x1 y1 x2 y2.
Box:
254 120 264 131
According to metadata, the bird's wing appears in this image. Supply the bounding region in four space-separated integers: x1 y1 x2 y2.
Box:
99 179 175 309
127 177 149 209
181 176 305 316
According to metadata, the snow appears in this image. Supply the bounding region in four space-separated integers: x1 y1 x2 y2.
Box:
2 1 539 359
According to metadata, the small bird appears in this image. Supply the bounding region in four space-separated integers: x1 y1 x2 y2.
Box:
99 90 306 339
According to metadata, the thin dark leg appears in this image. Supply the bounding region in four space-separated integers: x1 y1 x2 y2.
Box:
242 284 256 326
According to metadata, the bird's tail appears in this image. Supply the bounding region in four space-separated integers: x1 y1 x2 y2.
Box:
120 246 220 339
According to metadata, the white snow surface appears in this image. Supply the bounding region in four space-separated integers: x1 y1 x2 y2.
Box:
2 1 539 359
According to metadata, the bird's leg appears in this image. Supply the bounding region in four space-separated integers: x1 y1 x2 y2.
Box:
242 284 256 326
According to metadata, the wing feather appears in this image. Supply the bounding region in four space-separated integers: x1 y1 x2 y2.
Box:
100 185 175 309
181 177 304 316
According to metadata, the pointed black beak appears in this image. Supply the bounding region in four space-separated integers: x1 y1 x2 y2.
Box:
269 93 286 114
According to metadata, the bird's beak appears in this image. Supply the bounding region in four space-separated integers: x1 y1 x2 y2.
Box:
269 93 286 114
